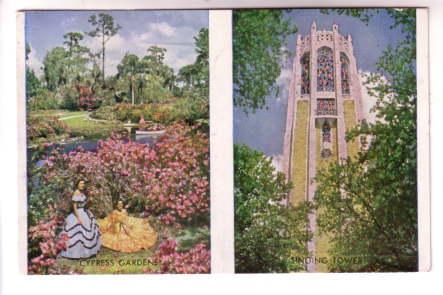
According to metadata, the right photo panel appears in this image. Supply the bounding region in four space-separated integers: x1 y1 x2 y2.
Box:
233 8 418 273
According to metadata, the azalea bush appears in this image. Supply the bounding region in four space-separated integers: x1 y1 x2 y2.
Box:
28 215 68 274
145 239 210 274
28 123 209 226
27 115 70 144
138 119 165 131
91 97 208 126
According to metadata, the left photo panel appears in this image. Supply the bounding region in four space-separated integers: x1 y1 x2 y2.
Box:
22 10 210 274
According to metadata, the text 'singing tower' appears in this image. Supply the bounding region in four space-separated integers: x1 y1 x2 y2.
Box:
283 22 364 208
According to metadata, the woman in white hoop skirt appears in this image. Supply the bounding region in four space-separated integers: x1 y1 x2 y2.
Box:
59 180 101 259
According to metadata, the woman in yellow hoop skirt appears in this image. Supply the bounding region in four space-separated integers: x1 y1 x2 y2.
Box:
98 201 157 253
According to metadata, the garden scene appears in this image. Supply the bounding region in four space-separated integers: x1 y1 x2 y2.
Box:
26 11 210 274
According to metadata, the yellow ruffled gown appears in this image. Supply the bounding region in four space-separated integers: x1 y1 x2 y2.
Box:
98 209 157 253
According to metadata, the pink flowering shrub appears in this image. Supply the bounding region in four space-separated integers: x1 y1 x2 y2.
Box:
27 116 70 143
31 123 209 225
78 95 95 110
146 239 210 274
28 215 68 274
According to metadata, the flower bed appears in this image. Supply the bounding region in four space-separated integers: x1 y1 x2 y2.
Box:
145 239 210 274
27 116 70 144
91 97 208 126
30 123 209 225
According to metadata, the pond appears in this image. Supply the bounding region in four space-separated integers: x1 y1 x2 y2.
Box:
30 130 166 167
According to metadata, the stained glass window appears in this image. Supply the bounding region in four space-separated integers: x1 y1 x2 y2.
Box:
317 98 336 115
317 47 334 92
300 53 310 95
341 52 350 95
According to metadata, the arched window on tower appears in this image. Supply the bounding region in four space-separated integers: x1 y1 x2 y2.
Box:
321 121 332 158
317 47 334 92
300 52 310 95
340 52 351 95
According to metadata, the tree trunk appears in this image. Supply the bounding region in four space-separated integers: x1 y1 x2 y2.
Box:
102 23 105 86
131 77 135 105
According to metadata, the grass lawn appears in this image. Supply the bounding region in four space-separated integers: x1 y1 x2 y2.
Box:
62 112 125 140
55 224 209 274
29 109 85 119
28 109 126 141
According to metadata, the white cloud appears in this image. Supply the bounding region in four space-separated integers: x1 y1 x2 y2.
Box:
148 22 176 37
270 154 284 172
27 45 43 78
60 16 78 29
277 68 292 86
82 24 199 76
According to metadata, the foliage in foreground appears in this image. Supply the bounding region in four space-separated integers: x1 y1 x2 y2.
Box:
28 215 73 274
233 9 297 112
234 144 311 273
145 239 210 274
315 8 417 272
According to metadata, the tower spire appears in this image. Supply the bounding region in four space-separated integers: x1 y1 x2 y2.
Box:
332 23 338 32
311 21 317 31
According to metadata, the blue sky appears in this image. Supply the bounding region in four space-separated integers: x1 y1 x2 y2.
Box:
26 10 208 77
233 9 409 163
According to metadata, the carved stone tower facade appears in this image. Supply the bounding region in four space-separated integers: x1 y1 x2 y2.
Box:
283 22 364 271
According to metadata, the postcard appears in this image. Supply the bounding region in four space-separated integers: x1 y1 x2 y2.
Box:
233 8 428 273
16 6 430 277
23 10 210 274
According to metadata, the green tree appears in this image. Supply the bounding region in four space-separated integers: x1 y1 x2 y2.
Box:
43 46 69 91
87 13 122 84
25 42 31 62
234 144 311 273
63 32 85 54
139 46 174 102
177 64 196 91
192 28 209 97
233 10 297 112
26 68 41 99
176 28 209 98
141 46 174 84
116 53 140 105
140 74 169 104
25 43 41 99
62 32 90 84
315 8 417 272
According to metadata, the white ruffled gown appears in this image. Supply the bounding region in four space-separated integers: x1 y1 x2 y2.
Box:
59 192 101 259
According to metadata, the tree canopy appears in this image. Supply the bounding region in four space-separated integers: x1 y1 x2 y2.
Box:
314 8 418 272
87 13 122 84
234 144 311 273
27 13 208 111
233 10 297 112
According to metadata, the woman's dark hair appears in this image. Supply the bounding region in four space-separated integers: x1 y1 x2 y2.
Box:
75 179 86 189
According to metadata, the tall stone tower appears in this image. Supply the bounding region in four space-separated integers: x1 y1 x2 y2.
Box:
282 22 364 271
